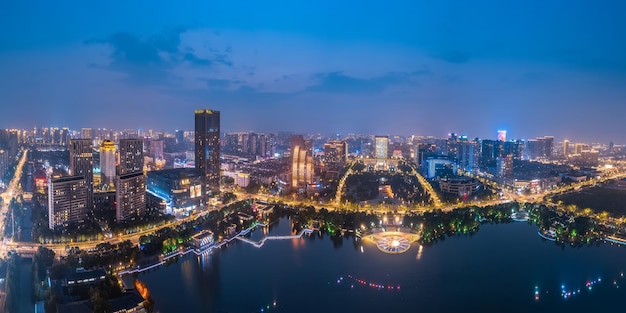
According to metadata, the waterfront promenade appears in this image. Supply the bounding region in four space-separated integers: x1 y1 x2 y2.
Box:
117 222 305 276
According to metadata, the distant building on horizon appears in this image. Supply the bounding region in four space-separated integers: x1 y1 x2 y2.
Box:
497 130 507 142
323 140 348 170
195 109 221 199
525 136 554 160
0 150 7 182
374 136 389 159
81 128 93 140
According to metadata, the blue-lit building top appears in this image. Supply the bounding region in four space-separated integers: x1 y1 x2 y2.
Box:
146 168 204 213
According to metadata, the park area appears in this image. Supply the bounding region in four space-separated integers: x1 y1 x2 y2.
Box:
554 186 626 217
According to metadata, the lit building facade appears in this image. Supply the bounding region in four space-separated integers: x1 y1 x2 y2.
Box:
423 157 457 179
149 140 164 159
195 109 221 198
0 150 7 182
81 128 93 140
323 140 348 169
374 136 389 159
291 144 313 189
69 139 94 210
116 172 146 221
497 130 507 142
48 176 88 230
100 140 116 187
118 139 143 175
457 140 480 173
439 177 481 197
146 168 203 213
497 154 514 178
525 136 554 160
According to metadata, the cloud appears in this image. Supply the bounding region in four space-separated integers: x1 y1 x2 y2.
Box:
149 27 187 53
85 28 234 84
306 70 431 93
183 53 212 66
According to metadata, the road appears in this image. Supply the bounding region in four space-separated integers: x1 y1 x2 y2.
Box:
3 158 625 258
0 149 28 243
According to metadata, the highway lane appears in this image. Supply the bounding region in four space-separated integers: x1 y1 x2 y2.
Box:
0 149 28 233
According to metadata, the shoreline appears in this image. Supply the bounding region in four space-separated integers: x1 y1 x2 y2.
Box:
118 221 274 277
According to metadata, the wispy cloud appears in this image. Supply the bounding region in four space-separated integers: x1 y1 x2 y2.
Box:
307 70 432 93
85 28 233 84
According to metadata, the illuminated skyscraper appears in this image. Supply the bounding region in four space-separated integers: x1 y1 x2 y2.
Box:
497 154 514 178
497 130 507 142
291 144 313 189
563 140 569 157
116 138 146 221
195 109 221 198
374 136 389 159
118 139 143 175
48 176 88 230
116 172 146 221
524 136 554 160
69 139 94 210
100 140 116 187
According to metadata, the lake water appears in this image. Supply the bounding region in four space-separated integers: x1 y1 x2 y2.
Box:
139 218 626 313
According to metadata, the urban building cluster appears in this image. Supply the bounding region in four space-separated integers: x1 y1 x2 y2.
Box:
3 113 623 232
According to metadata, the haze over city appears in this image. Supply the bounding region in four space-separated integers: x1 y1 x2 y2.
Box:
1 1 626 142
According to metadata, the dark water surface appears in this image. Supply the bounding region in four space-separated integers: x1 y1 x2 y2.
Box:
139 218 626 313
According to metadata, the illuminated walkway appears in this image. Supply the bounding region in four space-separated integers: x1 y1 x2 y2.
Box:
235 228 313 248
119 222 271 276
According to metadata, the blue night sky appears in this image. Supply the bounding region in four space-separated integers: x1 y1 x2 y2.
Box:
1 0 625 142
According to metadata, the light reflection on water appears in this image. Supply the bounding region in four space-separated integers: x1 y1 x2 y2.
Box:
140 218 626 313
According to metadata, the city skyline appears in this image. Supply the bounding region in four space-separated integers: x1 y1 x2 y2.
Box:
1 1 626 142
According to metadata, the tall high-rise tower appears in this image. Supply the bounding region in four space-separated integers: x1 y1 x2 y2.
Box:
195 109 221 199
290 135 313 189
100 140 116 187
48 176 88 229
116 138 145 221
118 139 143 175
69 139 94 210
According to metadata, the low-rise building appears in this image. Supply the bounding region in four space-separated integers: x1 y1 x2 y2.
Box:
439 177 481 197
146 168 204 214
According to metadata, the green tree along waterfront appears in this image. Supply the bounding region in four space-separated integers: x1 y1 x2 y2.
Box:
279 201 605 248
16 198 617 312
49 200 609 276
